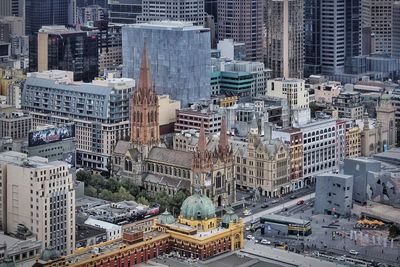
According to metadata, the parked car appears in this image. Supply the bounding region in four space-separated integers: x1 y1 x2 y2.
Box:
245 226 251 231
349 249 359 255
290 195 296 199
261 239 271 245
261 203 269 208
272 200 279 204
246 235 255 240
243 209 252 216
297 199 304 205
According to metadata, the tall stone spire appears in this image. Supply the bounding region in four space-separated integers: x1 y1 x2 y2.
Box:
137 41 152 93
130 42 159 146
193 121 211 172
218 115 231 161
197 121 207 155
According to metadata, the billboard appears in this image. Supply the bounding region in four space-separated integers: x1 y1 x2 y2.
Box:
63 151 76 168
28 124 75 147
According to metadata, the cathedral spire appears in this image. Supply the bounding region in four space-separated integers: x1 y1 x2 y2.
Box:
197 121 207 155
137 41 153 93
218 115 230 159
130 41 159 146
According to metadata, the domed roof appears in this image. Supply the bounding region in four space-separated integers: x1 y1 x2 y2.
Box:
158 210 176 225
221 208 239 225
40 247 60 262
180 189 216 220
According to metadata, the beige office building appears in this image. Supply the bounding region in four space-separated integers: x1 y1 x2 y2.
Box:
0 151 75 255
267 78 309 109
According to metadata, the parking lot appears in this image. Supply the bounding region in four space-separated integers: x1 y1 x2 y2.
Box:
244 199 400 266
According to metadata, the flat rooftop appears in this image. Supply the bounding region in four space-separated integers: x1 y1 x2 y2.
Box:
65 231 168 264
261 214 310 226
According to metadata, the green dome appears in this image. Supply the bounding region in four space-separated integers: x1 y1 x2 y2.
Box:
221 208 239 225
180 191 216 220
40 247 60 262
158 210 176 225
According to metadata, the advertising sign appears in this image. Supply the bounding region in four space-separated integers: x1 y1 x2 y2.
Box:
28 124 75 147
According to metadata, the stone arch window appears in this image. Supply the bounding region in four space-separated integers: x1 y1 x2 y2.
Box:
216 172 222 188
369 144 374 151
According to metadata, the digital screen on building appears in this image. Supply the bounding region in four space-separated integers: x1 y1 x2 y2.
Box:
28 124 75 147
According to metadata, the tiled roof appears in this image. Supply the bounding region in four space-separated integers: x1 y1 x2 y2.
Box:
144 173 190 189
148 147 193 168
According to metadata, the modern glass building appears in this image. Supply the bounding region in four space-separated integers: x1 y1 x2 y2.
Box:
108 0 142 24
25 0 75 35
304 0 321 77
30 26 99 82
122 21 211 107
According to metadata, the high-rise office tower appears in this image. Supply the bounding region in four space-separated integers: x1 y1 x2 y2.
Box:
218 0 264 62
392 1 400 57
137 0 205 26
30 26 98 82
0 0 23 16
265 0 304 78
304 0 321 76
25 0 76 35
304 0 360 76
0 151 75 255
107 0 142 24
205 0 218 21
122 21 211 107
321 0 346 75
361 0 394 55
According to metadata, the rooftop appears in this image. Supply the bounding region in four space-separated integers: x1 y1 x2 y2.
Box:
261 214 310 226
65 231 168 265
124 21 208 31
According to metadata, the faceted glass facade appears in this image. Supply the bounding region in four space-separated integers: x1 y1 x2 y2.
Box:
122 23 211 107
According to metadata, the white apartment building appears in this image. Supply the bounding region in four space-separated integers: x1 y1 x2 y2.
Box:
267 78 309 109
84 218 122 241
298 118 340 183
22 70 134 171
0 151 75 255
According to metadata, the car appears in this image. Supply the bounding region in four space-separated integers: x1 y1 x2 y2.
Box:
261 203 269 208
261 239 271 245
245 226 251 231
297 199 304 205
290 195 296 199
243 209 252 216
246 235 255 240
349 250 359 255
272 200 279 204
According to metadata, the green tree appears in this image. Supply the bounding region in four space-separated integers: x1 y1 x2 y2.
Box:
77 170 92 185
171 189 190 214
85 185 98 197
121 179 140 197
136 196 150 206
154 191 171 212
98 189 113 201
111 187 134 202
